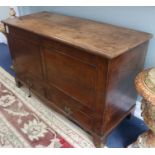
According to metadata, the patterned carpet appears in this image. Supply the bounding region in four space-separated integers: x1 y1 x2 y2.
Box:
0 67 95 148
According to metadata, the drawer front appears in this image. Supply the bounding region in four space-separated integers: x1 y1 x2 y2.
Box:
47 85 93 131
44 47 97 109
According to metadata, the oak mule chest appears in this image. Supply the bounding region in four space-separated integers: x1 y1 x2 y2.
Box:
2 12 152 147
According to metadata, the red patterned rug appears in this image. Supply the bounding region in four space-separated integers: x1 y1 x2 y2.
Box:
0 67 95 148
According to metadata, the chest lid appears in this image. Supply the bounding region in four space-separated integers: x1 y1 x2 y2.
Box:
2 11 152 59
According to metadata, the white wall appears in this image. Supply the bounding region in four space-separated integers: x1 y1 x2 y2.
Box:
0 6 10 43
0 6 9 19
0 6 19 44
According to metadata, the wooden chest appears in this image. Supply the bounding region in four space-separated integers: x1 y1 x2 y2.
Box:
2 12 152 147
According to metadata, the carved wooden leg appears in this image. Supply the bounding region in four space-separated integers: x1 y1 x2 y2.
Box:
15 79 22 88
93 135 107 148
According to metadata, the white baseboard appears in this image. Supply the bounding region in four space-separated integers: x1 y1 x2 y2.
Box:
134 100 143 120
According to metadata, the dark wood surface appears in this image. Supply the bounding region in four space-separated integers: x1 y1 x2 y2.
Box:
2 12 152 59
5 12 152 147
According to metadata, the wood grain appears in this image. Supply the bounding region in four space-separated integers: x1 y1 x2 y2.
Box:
2 11 152 59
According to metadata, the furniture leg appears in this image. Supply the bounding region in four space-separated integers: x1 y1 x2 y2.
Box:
93 134 107 148
15 79 22 88
126 113 132 120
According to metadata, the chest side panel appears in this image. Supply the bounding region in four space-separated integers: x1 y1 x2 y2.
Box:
104 41 149 135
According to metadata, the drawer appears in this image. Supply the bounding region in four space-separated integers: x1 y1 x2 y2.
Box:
18 75 46 97
47 85 93 131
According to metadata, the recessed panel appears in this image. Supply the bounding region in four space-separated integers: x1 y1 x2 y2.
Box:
12 37 43 79
44 48 96 109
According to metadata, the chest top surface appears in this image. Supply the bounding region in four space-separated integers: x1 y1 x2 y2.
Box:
3 11 152 59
